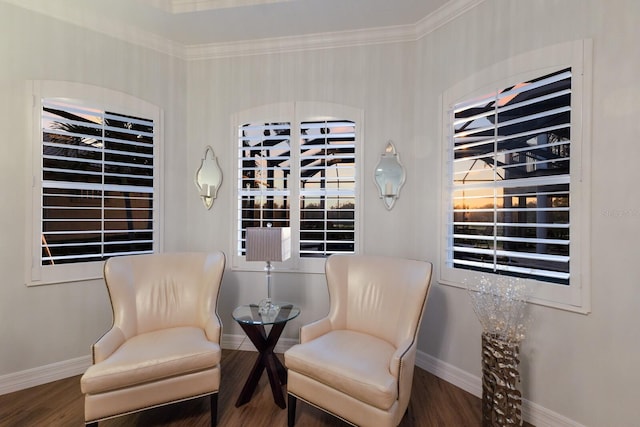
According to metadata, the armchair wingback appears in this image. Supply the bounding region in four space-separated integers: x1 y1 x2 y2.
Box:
80 251 225 426
284 254 433 427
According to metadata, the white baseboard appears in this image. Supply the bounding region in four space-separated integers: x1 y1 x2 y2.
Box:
0 337 584 427
0 355 91 396
415 349 481 397
415 350 585 427
0 335 285 397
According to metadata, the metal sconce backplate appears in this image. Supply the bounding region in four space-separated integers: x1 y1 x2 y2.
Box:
195 145 223 209
374 141 406 210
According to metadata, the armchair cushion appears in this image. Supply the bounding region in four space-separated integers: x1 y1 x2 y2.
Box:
81 326 221 394
284 330 397 410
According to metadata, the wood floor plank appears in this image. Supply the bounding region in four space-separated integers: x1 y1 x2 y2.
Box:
0 350 533 426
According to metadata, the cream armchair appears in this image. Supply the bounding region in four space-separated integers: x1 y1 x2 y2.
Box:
80 252 225 426
284 254 433 427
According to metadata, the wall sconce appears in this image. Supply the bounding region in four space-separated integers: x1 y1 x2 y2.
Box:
374 141 406 210
194 145 223 210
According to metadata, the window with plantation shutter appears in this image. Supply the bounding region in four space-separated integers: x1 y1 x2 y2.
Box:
234 103 361 272
41 99 155 265
28 81 161 286
440 40 592 312
448 68 571 285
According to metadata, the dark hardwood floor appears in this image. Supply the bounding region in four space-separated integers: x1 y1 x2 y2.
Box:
0 349 530 427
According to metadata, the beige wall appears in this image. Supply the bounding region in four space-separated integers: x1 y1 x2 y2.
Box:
185 42 419 337
1 0 639 425
0 2 187 372
415 1 640 426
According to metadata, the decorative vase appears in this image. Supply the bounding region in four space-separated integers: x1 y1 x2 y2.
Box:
481 332 523 427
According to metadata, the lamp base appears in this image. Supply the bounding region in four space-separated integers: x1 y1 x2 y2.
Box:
258 298 280 316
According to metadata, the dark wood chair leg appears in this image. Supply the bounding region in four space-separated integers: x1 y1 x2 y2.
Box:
210 393 218 427
288 394 297 427
86 422 98 427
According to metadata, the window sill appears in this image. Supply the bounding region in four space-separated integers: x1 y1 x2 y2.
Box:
437 276 591 315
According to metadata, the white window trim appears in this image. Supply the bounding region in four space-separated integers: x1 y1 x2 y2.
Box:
439 40 592 313
25 81 164 286
231 102 363 274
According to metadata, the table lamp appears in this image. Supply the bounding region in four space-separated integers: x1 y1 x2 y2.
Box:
245 224 291 315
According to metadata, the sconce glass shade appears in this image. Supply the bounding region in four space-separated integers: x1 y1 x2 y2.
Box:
195 146 223 210
374 141 406 210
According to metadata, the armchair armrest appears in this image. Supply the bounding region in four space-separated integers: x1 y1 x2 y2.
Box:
390 337 418 406
92 326 125 364
389 338 416 378
300 317 332 343
204 314 222 343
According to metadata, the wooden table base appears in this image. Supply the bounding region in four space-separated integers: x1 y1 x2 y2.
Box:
235 320 288 408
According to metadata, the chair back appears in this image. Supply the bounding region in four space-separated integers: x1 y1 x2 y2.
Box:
324 254 432 348
103 252 225 338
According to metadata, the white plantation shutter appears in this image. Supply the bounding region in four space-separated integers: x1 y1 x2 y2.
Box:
235 106 359 265
41 99 155 265
299 120 356 257
448 68 572 285
237 122 292 255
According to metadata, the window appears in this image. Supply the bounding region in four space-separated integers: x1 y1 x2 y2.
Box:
234 103 361 272
449 68 571 285
28 81 162 285
440 40 591 312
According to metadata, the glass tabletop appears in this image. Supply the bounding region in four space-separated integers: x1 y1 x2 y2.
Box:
232 303 300 325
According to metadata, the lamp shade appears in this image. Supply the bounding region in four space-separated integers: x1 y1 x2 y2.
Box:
246 227 291 262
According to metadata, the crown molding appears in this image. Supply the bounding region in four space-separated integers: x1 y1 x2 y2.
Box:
175 0 296 13
415 0 486 39
185 24 418 61
184 0 487 60
2 0 485 61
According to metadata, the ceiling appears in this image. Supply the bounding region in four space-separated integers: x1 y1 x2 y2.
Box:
5 0 454 46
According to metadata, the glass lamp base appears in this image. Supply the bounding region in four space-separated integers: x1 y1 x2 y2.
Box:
258 298 280 316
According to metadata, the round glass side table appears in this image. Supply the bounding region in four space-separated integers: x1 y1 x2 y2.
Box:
232 303 300 409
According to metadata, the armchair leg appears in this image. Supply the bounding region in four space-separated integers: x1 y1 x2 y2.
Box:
288 394 297 427
210 393 218 427
86 423 98 427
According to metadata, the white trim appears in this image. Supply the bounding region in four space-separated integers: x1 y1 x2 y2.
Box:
415 0 487 39
185 24 418 60
185 0 487 60
26 80 164 287
415 350 586 427
0 342 583 426
439 39 592 313
140 0 298 14
3 0 485 60
415 350 480 396
0 355 91 396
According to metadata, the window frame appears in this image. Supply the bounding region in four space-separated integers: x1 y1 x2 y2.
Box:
26 81 163 286
439 40 592 313
231 102 363 274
